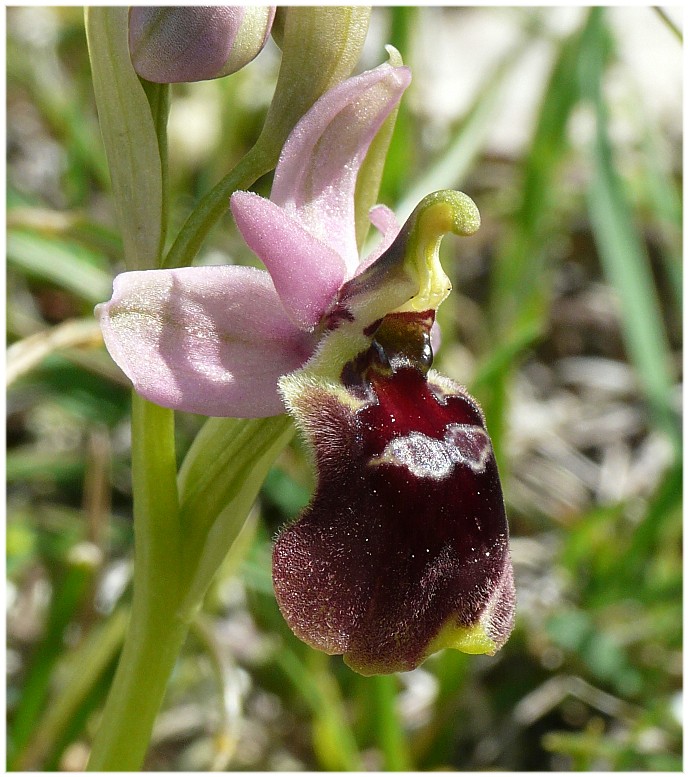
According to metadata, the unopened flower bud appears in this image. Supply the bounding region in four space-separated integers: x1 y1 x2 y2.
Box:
129 6 275 83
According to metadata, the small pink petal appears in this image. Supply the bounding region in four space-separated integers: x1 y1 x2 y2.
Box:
270 62 411 275
357 204 401 274
231 191 346 330
96 266 316 417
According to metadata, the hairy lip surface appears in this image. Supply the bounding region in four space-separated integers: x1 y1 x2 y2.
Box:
273 345 514 675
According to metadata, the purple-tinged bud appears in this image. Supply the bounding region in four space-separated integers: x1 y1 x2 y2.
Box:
129 6 275 83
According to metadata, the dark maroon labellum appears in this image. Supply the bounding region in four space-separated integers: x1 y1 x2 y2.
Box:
273 311 514 674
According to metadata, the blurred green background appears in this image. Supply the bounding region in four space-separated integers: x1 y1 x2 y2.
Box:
6 6 682 771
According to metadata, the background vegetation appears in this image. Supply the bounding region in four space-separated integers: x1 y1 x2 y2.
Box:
7 6 682 771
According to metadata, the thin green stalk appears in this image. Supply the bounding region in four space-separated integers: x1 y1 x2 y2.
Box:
276 649 363 770
86 11 187 767
162 145 273 269
140 80 171 263
652 7 682 42
87 396 184 771
394 28 533 223
483 15 587 464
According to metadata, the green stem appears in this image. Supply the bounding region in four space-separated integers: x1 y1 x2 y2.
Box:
140 80 171 264
162 147 274 269
87 396 184 771
372 675 411 771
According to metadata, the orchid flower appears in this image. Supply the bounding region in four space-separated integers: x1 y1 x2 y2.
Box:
97 53 515 675
97 54 410 418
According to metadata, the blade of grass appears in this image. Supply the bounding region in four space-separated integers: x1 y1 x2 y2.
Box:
6 28 111 193
412 651 471 766
636 112 682 310
7 205 123 261
483 15 588 462
578 8 679 450
7 231 113 305
395 27 536 223
7 318 102 387
13 608 129 770
371 674 412 771
652 7 682 42
6 449 85 484
470 318 543 395
8 548 99 767
276 649 363 771
489 19 585 333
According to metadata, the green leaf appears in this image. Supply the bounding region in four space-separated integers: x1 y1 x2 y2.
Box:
7 230 112 304
85 8 164 269
177 414 294 614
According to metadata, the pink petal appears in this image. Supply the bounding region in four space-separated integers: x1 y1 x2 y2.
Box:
96 266 316 417
231 191 346 330
270 62 411 275
357 204 401 274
